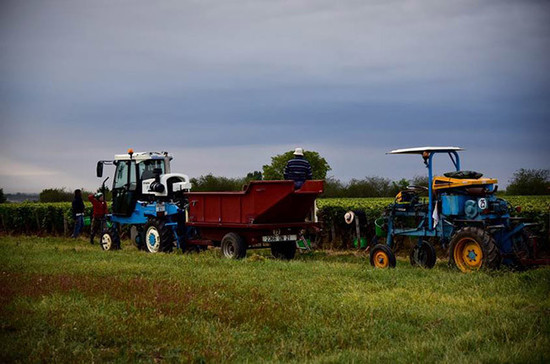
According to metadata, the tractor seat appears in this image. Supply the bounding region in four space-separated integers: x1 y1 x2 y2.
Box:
443 170 483 179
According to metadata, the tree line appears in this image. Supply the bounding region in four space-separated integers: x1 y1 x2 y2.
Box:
0 151 548 203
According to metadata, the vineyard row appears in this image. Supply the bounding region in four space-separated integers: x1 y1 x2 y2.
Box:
0 197 548 248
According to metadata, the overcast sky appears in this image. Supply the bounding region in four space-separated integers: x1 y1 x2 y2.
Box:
1 0 549 193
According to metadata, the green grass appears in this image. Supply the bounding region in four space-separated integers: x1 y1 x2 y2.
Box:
1 236 549 363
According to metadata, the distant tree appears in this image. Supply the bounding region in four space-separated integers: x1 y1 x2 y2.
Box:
0 188 6 203
345 176 393 197
190 174 247 192
389 178 409 196
323 177 346 197
262 150 331 180
507 169 550 195
411 175 429 188
245 171 263 181
3 192 38 203
39 188 74 202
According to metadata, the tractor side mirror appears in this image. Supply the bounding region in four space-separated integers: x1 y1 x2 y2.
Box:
96 161 103 178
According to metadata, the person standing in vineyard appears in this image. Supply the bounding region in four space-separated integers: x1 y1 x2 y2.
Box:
88 192 108 244
284 147 313 189
71 189 85 238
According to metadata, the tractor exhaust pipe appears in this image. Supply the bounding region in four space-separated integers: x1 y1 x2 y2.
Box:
163 152 171 174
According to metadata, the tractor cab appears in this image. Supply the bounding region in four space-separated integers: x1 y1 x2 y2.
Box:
96 149 191 217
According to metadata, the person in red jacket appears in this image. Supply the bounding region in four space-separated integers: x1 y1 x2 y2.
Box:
88 192 108 244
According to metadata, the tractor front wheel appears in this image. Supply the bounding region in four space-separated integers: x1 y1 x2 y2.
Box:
369 244 396 269
100 228 121 251
449 227 500 272
409 240 436 268
221 233 247 259
143 219 174 253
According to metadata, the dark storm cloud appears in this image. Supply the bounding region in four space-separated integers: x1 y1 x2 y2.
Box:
1 0 549 192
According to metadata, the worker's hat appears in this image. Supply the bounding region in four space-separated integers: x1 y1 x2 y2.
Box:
294 147 304 156
344 211 355 225
94 192 103 199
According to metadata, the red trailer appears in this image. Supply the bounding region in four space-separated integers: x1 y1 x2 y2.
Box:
185 180 324 259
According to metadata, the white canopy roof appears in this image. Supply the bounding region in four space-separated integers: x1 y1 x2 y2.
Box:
114 151 173 162
388 146 464 155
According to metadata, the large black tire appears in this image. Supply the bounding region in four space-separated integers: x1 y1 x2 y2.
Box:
409 240 436 268
221 233 247 259
449 227 500 272
369 244 396 268
100 228 121 251
143 219 174 253
132 226 145 250
271 241 297 260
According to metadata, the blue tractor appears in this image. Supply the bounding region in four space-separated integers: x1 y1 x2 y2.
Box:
371 147 541 272
96 149 191 253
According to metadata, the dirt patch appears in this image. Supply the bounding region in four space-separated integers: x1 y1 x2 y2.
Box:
0 272 197 315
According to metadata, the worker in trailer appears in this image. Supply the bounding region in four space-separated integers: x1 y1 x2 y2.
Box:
88 192 108 244
284 147 313 189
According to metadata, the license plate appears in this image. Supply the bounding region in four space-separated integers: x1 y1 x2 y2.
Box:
156 203 165 212
262 234 297 243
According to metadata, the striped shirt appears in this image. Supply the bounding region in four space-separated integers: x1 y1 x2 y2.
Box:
284 157 313 183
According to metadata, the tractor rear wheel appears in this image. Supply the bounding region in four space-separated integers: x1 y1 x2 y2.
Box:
271 241 297 260
100 228 121 251
369 244 396 268
221 233 247 259
409 240 436 268
143 219 174 253
449 227 500 272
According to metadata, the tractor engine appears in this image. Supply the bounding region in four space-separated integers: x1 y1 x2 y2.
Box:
488 198 509 216
442 193 509 219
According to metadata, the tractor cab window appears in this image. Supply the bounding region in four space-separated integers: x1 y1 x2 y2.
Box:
139 159 165 180
129 161 137 191
113 161 137 190
114 162 128 189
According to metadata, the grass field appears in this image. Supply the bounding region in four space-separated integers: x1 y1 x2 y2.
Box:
1 236 549 363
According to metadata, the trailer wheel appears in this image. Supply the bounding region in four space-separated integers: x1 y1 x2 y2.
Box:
369 244 396 268
100 228 121 251
449 227 500 272
271 241 297 260
409 240 436 268
221 233 247 259
144 219 174 253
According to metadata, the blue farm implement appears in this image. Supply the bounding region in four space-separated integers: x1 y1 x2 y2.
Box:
371 147 549 272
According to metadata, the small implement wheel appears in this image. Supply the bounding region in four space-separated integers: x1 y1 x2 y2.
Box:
449 227 500 272
512 229 535 261
100 228 120 251
369 244 396 268
221 233 247 259
271 241 297 260
409 240 436 268
143 219 174 253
